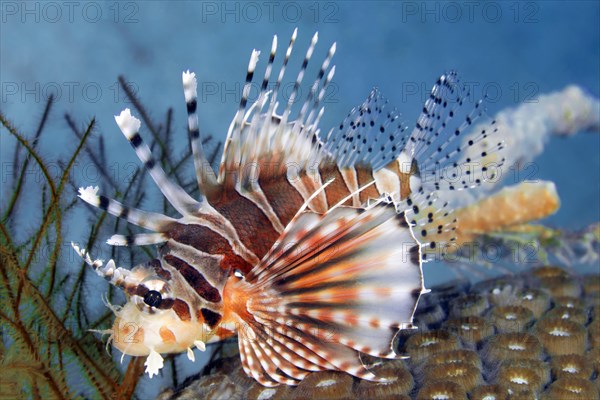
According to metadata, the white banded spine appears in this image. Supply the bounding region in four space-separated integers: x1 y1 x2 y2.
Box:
182 70 218 194
77 186 176 231
114 109 202 216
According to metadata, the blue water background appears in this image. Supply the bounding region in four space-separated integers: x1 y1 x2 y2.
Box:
2 1 599 397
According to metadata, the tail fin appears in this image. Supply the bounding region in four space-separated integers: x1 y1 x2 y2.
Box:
225 200 426 386
403 190 457 262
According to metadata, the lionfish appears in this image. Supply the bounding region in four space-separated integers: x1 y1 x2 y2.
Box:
73 29 505 386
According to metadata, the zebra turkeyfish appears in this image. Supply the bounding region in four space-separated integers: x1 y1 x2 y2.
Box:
73 29 505 386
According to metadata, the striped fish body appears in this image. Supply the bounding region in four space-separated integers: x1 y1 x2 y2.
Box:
135 139 423 347
184 159 415 273
74 29 505 385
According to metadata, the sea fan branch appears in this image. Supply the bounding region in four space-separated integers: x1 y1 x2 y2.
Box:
1 96 54 222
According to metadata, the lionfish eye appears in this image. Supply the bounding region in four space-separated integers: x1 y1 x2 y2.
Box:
143 290 162 307
135 275 172 311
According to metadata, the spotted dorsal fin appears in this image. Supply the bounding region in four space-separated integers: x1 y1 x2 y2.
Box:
323 88 410 171
326 73 506 197
403 72 507 193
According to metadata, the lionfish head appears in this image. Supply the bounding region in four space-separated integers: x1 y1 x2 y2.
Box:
112 267 201 354
72 244 209 375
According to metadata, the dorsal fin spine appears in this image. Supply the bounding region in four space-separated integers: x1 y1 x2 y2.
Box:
276 32 319 153
182 70 219 197
114 109 203 216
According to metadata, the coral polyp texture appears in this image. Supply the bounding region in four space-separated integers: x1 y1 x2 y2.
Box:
158 265 600 399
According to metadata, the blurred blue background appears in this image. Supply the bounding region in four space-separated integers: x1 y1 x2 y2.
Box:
1 1 599 397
